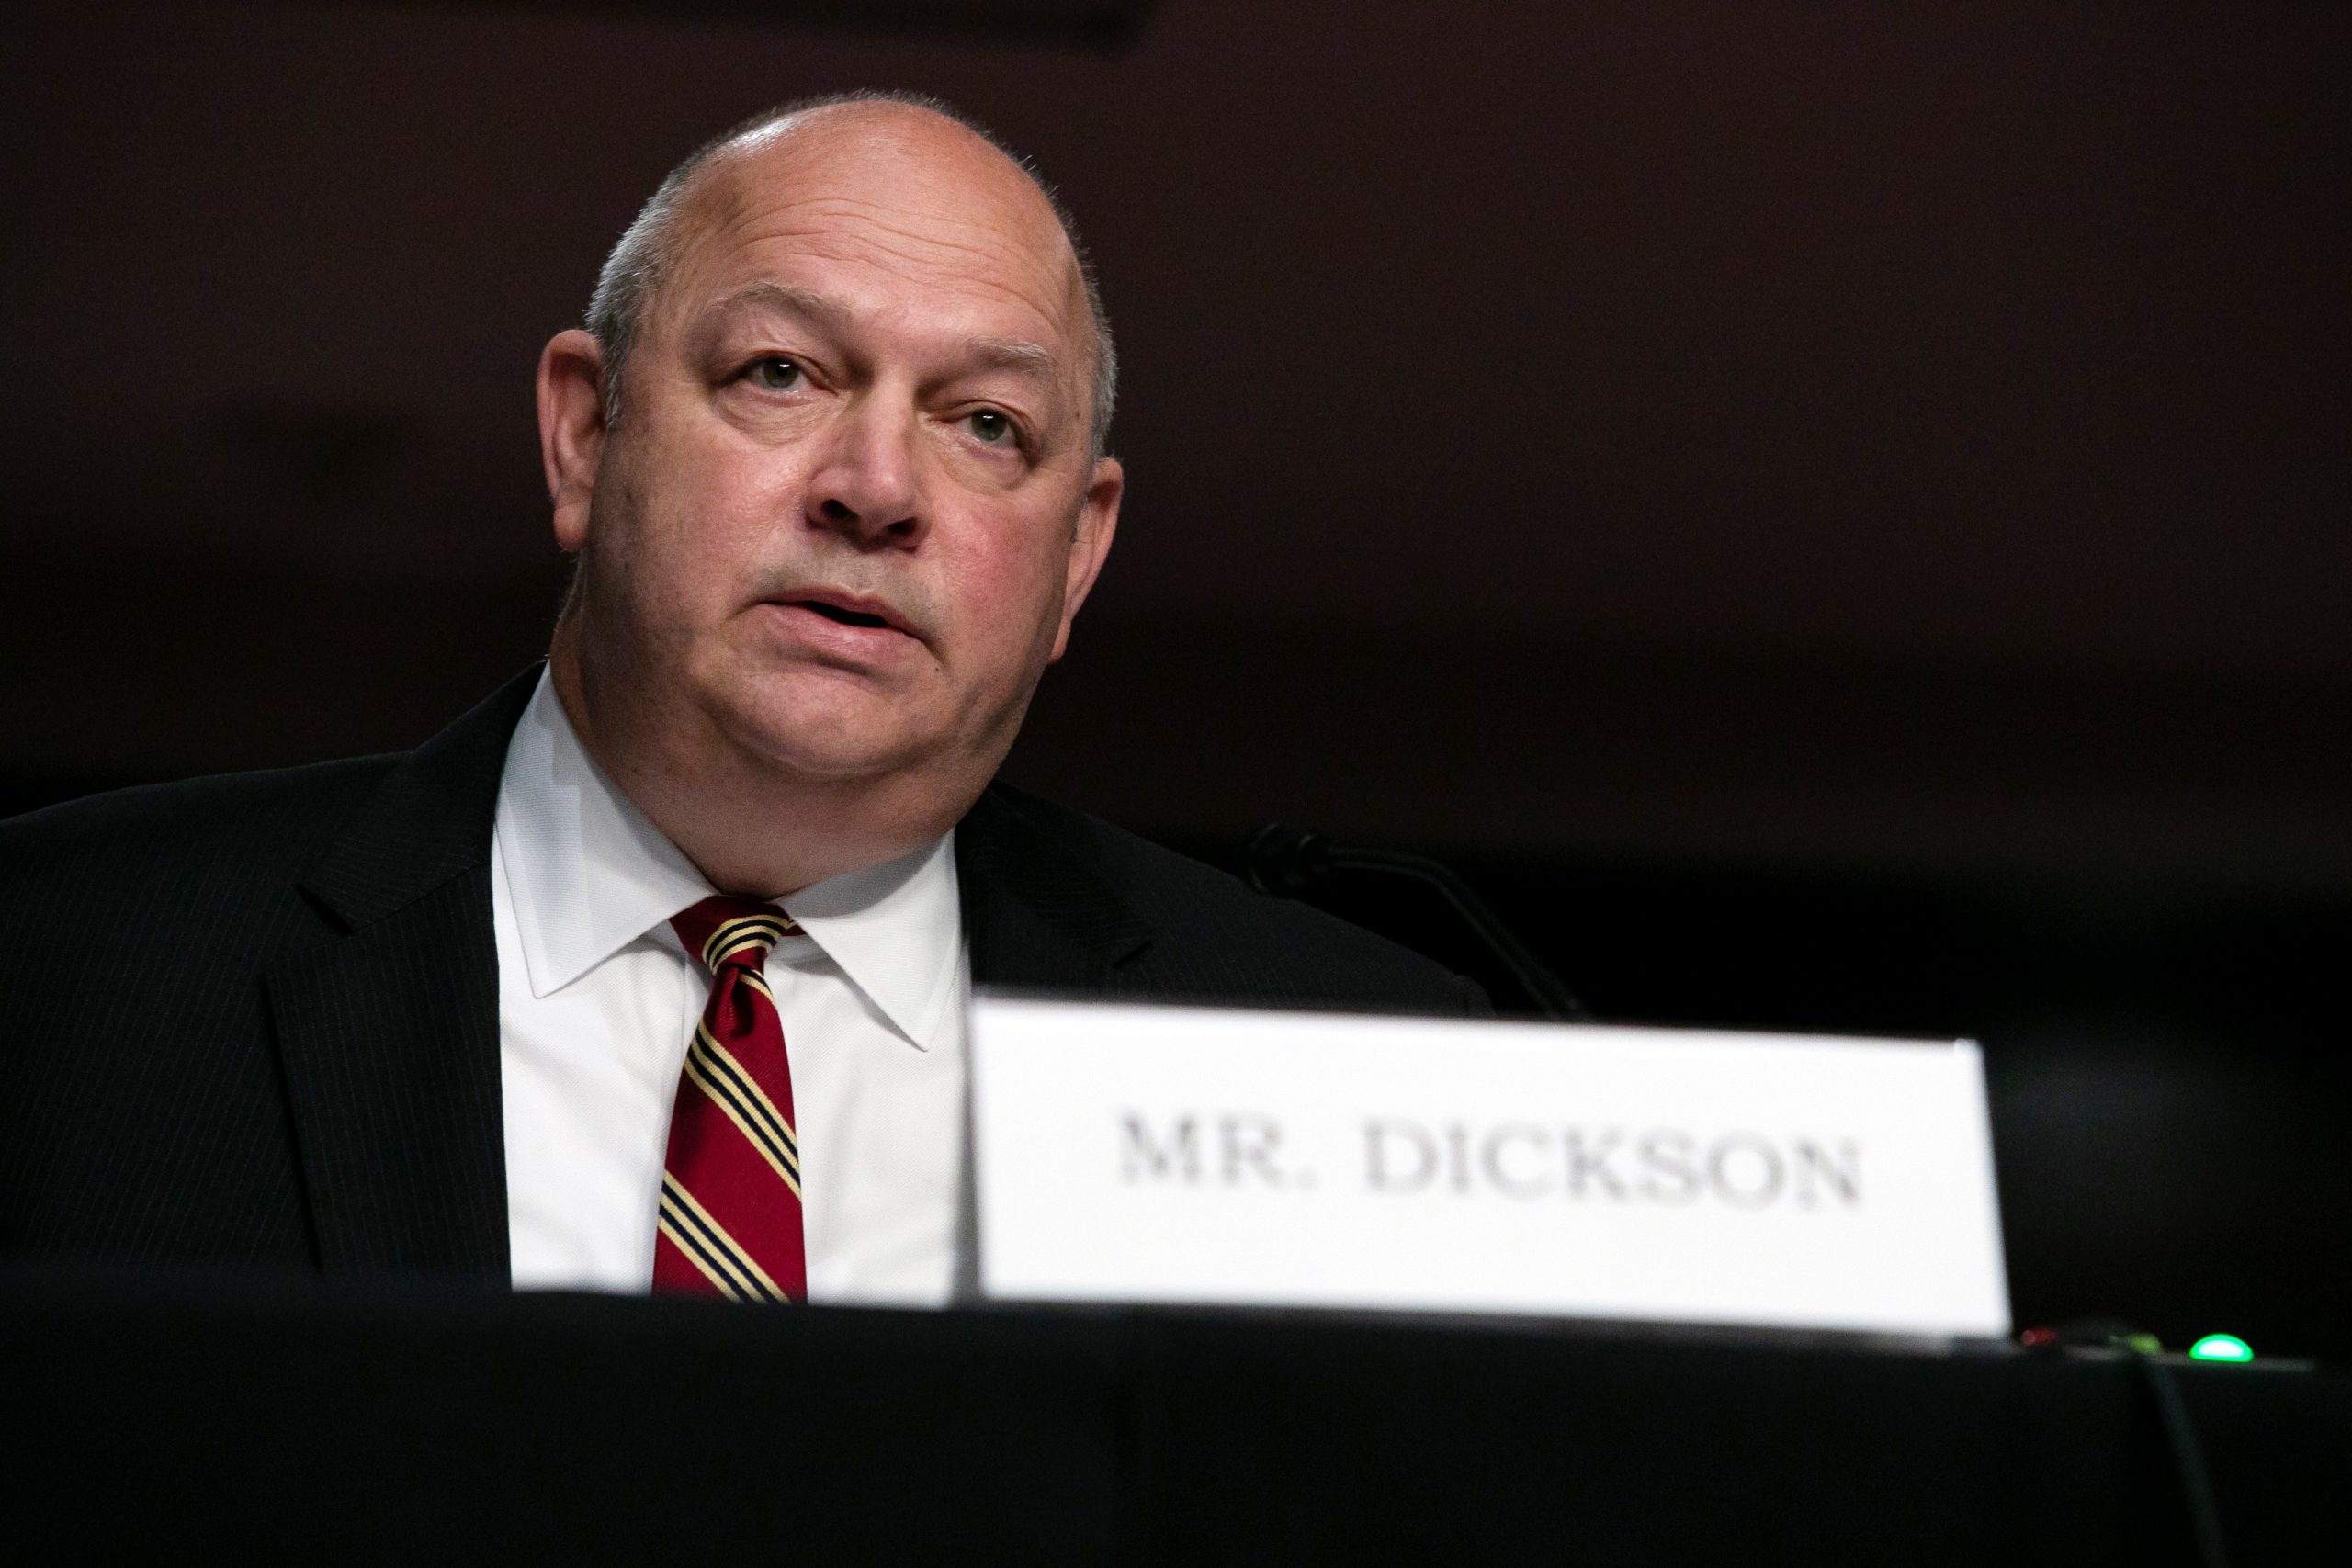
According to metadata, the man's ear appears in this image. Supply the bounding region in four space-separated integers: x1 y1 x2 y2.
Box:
537 330 609 552
1049 456 1124 663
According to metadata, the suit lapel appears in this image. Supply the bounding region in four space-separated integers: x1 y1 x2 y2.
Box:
267 693 1137 1276
266 668 540 1281
956 784 1151 994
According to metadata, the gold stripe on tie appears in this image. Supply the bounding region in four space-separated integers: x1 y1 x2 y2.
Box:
709 937 776 970
684 1028 801 1193
656 1206 745 1300
700 913 794 969
659 1176 786 1302
690 1024 799 1158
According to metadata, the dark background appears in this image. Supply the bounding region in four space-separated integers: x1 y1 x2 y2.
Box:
5 1 2346 1354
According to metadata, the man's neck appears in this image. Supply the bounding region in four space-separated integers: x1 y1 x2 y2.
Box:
546 646 980 901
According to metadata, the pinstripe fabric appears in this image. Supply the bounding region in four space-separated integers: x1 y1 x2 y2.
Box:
0 668 1482 1280
0 673 534 1280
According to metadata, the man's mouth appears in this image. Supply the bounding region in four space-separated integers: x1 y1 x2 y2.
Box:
795 600 893 630
770 588 919 642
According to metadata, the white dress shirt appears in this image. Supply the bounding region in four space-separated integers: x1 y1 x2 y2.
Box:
492 671 969 1304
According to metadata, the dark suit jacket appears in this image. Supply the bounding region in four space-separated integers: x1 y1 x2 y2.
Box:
0 667 1481 1281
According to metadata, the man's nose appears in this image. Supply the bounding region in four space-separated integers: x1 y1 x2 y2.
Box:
802 396 927 548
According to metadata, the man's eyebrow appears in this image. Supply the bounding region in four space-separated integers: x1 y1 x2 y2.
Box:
967 337 1057 376
707 283 1060 388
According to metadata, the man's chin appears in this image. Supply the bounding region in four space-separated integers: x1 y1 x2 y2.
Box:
747 737 929 784
712 684 938 784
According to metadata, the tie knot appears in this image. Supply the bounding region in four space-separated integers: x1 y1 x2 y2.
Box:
671 896 800 975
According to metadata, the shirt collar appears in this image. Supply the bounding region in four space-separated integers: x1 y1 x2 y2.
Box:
496 671 711 999
783 834 964 1054
494 669 963 1049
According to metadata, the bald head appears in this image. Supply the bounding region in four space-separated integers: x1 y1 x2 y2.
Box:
587 92 1116 457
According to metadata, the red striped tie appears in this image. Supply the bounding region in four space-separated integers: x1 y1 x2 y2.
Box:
653 897 806 1302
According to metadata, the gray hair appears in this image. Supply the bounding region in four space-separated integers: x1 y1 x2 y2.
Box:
583 89 1117 459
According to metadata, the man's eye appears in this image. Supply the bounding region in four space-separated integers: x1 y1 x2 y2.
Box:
746 357 803 391
966 409 1016 446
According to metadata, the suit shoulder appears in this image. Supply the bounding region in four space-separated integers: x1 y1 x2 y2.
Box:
0 755 398 894
978 784 1486 1014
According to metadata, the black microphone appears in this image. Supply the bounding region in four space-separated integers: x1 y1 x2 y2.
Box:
1245 824 1590 1022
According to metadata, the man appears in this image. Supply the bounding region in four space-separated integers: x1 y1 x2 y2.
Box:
0 93 1481 1300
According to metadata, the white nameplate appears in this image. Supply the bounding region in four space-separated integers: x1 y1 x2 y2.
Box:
971 998 2009 1338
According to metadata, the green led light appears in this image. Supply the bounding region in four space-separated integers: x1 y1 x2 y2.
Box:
2188 1333 2254 1363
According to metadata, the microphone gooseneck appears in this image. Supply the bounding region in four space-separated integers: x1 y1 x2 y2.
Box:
1245 823 1589 1022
